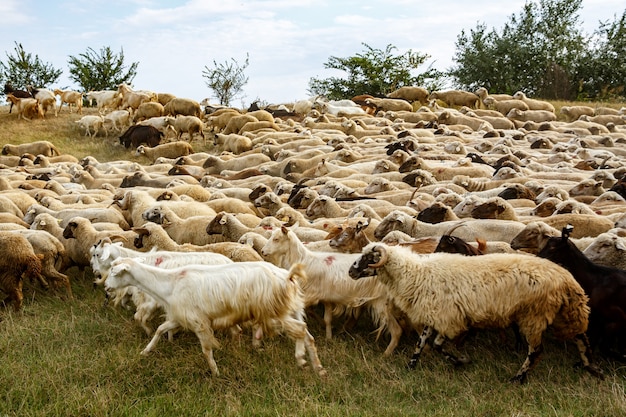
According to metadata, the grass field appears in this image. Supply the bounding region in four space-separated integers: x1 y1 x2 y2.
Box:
0 101 625 416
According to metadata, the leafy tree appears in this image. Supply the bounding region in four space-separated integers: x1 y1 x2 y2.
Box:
450 0 586 99
202 53 249 106
308 43 443 100
575 10 626 99
0 42 62 92
67 46 138 92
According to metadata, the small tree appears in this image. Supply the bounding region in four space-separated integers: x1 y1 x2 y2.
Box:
308 43 443 100
67 46 138 92
0 42 62 92
202 53 249 106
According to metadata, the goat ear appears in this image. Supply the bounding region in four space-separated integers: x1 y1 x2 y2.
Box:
616 240 626 251
280 225 289 234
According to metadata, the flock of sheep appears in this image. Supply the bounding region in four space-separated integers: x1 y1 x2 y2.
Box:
1 83 626 382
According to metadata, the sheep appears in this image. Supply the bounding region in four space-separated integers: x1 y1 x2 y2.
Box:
437 110 493 131
134 142 194 163
373 210 526 243
133 222 263 262
141 206 223 246
202 154 271 175
261 226 405 356
9 228 72 297
348 243 603 383
213 133 253 154
205 212 267 243
474 87 513 103
509 221 595 254
163 97 202 118
5 95 43 120
53 88 83 114
132 101 164 122
168 115 206 143
482 97 529 115
582 232 626 270
506 108 557 123
105 257 326 376
512 91 556 113
0 232 43 311
428 90 480 108
538 226 626 359
28 86 57 116
364 97 413 112
560 105 595 122
23 203 130 230
387 86 429 105
2 141 60 157
90 239 234 336
85 90 121 113
117 83 153 111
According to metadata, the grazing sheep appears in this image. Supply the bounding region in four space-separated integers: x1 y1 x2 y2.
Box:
163 97 202 118
482 97 529 115
349 243 603 383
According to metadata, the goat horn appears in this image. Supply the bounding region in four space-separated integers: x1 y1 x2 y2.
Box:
368 245 388 268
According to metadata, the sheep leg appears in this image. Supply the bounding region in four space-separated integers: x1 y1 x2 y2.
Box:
431 332 471 366
304 330 327 377
382 307 404 357
323 302 334 339
195 326 220 376
141 319 181 356
573 333 604 379
408 326 434 369
510 343 543 384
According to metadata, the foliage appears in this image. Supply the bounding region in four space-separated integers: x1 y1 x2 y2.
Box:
450 0 587 99
202 53 249 106
308 43 444 100
67 46 138 92
574 10 626 100
0 42 62 92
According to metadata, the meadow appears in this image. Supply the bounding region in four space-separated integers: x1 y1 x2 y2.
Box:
0 102 625 417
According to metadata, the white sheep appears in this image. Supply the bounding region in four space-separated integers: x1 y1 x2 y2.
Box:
349 243 602 383
261 226 405 355
106 257 326 376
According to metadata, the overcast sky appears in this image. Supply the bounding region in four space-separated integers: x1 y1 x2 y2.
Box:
1 0 623 105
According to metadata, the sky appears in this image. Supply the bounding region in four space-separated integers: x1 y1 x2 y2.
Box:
1 0 623 105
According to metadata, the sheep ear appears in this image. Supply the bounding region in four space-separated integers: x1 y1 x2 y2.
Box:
616 241 626 251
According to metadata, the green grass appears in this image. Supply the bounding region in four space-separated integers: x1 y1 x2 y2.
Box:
0 102 625 416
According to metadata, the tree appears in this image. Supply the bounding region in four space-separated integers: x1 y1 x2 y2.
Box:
202 54 249 106
574 10 626 100
308 43 443 100
0 42 62 92
67 46 138 92
450 0 586 99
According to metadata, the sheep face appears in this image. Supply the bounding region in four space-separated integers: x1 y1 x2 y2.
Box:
348 244 385 279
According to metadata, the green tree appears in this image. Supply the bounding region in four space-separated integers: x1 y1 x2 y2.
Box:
450 0 586 99
0 42 62 92
575 10 626 100
67 46 138 92
202 54 249 106
308 43 443 100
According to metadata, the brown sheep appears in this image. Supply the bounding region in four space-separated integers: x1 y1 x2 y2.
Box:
0 232 43 311
387 86 430 105
428 90 480 108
